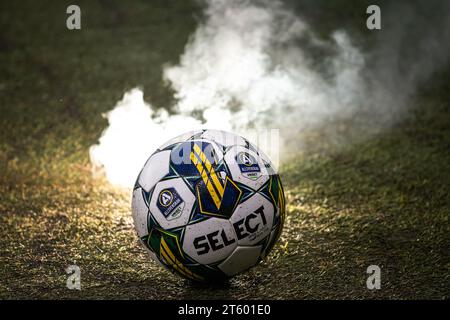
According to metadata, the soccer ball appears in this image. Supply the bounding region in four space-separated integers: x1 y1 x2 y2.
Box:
131 129 285 282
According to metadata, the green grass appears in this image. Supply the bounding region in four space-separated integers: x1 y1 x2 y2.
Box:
0 0 449 299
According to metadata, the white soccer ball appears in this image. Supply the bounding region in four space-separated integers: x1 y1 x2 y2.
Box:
132 129 285 282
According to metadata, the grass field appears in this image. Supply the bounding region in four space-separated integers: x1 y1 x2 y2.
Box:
0 0 449 299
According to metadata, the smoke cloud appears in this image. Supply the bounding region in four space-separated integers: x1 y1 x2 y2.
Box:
90 0 450 188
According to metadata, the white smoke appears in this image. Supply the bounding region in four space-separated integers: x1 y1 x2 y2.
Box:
90 0 368 188
89 0 380 188
164 1 366 132
89 88 233 187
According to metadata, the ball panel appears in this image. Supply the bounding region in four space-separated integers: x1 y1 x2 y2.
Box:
229 193 274 246
182 218 237 265
255 147 277 175
267 175 286 220
224 145 270 191
218 245 262 276
169 139 224 178
137 150 171 192
241 137 278 174
169 139 241 220
131 187 149 237
259 175 285 258
146 227 205 281
149 178 195 230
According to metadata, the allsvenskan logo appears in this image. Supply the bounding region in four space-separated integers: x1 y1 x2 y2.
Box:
189 143 242 219
159 190 174 207
236 151 261 181
238 152 254 166
157 188 184 220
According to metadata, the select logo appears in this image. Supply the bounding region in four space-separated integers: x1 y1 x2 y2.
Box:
193 205 268 255
157 188 184 220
